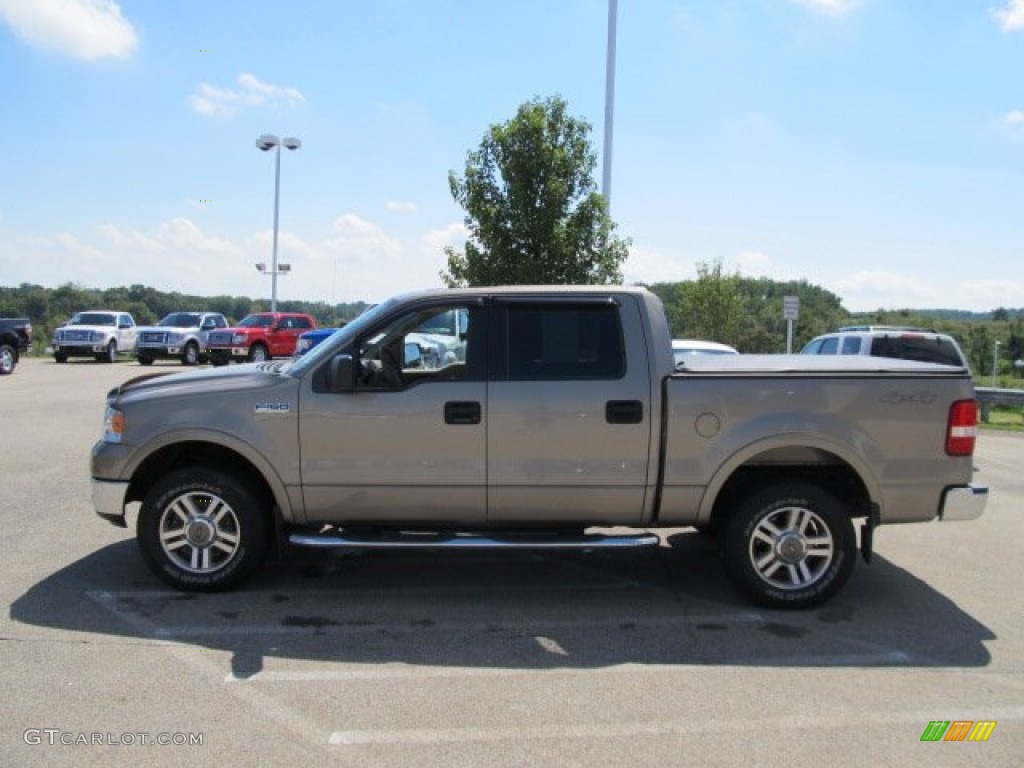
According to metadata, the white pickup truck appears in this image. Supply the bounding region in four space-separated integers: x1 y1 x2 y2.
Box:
90 287 987 609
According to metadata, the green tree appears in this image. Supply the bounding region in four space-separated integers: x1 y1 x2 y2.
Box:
442 95 629 287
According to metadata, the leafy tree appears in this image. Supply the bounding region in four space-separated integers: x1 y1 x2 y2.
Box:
442 95 629 287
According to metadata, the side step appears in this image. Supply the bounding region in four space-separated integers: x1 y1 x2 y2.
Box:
289 531 660 551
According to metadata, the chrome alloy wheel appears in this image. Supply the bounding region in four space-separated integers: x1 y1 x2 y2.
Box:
747 505 834 591
158 491 241 574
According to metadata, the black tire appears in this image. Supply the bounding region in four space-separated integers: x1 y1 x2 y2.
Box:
54 351 68 363
97 340 117 363
209 352 229 367
137 468 270 592
723 483 855 610
248 343 269 363
137 354 154 366
0 343 15 375
181 341 200 366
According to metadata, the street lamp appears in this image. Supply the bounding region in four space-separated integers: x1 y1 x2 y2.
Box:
256 134 301 311
992 340 1001 388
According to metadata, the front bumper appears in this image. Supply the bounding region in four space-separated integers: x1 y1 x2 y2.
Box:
92 478 129 527
54 343 109 355
137 344 184 357
939 484 989 522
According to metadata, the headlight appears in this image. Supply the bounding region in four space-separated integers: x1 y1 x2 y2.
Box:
167 333 184 344
103 406 124 443
91 331 103 342
232 333 247 344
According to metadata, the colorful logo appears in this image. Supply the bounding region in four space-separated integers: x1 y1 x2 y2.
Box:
920 721 996 742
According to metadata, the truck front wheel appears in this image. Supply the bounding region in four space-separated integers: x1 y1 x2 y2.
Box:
137 468 270 592
248 343 269 362
181 341 200 366
723 483 855 610
0 343 15 375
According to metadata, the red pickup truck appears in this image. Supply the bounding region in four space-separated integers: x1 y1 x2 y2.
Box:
205 312 315 365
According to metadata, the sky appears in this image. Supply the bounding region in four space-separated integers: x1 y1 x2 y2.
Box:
1 0 1023 313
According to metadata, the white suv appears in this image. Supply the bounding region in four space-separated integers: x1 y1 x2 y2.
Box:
801 326 968 368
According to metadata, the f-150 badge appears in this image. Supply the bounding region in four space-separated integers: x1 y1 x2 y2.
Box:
254 402 291 414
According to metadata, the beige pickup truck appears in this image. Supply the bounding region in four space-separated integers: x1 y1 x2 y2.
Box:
91 286 987 609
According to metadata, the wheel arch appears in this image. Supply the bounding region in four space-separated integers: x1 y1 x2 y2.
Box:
123 436 295 527
698 436 879 530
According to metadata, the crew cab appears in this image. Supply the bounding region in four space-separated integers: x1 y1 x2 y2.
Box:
91 287 987 609
136 312 228 366
205 312 315 365
0 317 32 375
53 311 136 363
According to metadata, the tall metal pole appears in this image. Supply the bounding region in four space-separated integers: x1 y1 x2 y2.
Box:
602 0 618 213
992 340 1001 388
271 142 282 312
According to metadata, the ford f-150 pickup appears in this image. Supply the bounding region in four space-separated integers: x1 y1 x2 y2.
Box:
90 287 988 609
0 317 33 375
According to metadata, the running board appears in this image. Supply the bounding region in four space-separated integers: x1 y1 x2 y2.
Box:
288 531 660 551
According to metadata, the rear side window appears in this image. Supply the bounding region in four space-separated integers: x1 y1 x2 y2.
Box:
869 336 963 366
506 305 624 380
840 337 861 354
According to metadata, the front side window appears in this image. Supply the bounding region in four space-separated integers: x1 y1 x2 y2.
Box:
356 304 477 389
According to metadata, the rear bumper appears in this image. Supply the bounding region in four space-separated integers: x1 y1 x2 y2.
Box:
939 484 988 522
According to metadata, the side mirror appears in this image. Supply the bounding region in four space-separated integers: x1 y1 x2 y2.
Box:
404 342 423 368
327 353 356 393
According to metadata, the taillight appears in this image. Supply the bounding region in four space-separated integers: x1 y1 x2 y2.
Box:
946 400 977 456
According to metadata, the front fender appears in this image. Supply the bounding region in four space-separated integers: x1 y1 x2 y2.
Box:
93 428 300 524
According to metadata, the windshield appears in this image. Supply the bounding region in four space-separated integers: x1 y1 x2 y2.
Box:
159 313 201 327
285 299 399 377
238 314 273 328
70 313 115 326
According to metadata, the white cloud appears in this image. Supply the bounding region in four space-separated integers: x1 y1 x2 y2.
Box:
789 0 860 16
832 270 930 308
1003 109 1024 128
156 217 241 255
252 230 319 263
0 0 138 60
191 73 305 117
992 0 1024 31
420 222 466 251
55 232 104 259
386 201 419 214
97 222 163 251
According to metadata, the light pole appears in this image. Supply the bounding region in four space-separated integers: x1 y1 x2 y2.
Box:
256 134 301 311
602 0 618 212
992 340 1001 388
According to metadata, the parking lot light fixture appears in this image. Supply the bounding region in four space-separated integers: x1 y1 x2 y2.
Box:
256 134 301 311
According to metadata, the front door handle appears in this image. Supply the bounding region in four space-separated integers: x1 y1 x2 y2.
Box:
445 401 481 425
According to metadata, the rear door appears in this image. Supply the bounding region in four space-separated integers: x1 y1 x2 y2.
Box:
486 296 654 525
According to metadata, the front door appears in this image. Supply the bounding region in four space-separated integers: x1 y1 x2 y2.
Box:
298 301 487 524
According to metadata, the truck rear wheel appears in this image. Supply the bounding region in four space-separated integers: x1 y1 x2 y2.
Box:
723 482 855 609
137 468 270 592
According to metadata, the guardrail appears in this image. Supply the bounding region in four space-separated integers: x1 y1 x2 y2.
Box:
975 386 1024 422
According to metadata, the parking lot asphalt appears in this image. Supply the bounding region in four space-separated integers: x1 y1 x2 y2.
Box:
2 357 1022 766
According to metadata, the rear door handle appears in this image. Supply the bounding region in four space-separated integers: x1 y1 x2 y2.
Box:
606 400 644 424
445 401 481 425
